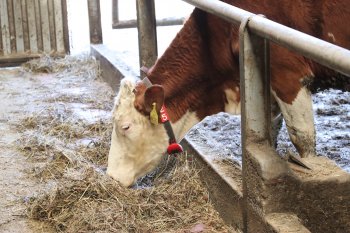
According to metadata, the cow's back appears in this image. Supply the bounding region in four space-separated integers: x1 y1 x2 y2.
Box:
226 0 350 94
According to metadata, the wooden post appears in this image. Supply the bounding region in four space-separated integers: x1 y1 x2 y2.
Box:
239 16 272 233
87 0 103 44
34 0 43 52
6 0 16 53
136 0 157 77
0 2 3 56
47 0 57 52
61 0 70 53
112 0 119 25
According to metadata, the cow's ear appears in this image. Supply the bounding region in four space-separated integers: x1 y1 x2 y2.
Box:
144 85 164 114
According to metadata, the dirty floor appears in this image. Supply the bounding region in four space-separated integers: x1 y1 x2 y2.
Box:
0 66 113 233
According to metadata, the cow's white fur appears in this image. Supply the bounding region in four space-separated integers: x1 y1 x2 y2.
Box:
173 110 200 141
272 86 316 157
327 32 336 43
224 88 241 115
108 79 247 186
107 78 204 187
108 78 317 186
107 78 168 187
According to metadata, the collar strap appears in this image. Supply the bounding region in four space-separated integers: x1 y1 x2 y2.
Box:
142 78 183 155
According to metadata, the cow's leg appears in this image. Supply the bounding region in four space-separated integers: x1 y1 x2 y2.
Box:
271 97 283 149
272 87 316 158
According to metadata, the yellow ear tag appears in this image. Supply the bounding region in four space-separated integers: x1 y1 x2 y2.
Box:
150 102 159 125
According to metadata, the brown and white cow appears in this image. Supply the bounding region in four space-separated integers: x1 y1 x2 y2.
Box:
107 0 350 187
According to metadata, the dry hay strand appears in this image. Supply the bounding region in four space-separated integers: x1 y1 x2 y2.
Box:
21 54 113 111
18 133 55 161
16 106 111 144
26 154 233 233
43 90 114 112
17 132 74 180
32 151 74 181
18 112 233 232
79 121 112 166
16 110 83 141
77 139 110 167
17 55 233 232
21 54 100 79
16 108 111 178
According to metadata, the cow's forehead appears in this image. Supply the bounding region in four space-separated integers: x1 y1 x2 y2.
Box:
113 77 149 122
113 78 137 106
118 77 137 98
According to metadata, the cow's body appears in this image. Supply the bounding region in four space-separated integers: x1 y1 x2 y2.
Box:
108 0 350 186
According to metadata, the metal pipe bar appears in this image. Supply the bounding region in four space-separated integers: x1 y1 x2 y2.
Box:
182 0 252 24
181 0 350 77
113 17 185 29
249 16 350 77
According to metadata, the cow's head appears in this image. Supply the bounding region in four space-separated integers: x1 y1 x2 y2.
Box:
107 77 168 187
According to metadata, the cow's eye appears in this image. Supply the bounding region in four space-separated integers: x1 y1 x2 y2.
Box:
119 123 132 136
122 125 130 131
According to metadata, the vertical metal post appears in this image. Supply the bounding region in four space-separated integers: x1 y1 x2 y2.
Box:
87 0 103 44
112 0 119 25
239 16 271 233
136 0 158 77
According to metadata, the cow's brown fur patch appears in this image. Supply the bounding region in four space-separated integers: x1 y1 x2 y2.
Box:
135 0 350 119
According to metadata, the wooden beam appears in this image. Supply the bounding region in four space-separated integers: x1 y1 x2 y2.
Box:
61 0 69 53
87 0 103 44
48 0 57 52
21 0 30 52
34 0 43 52
0 1 3 56
0 53 41 67
136 0 157 77
112 0 119 25
7 0 16 53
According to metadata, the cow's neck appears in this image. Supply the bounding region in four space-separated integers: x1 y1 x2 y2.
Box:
147 9 228 118
146 8 241 140
171 110 201 142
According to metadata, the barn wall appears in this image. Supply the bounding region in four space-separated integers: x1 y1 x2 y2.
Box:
0 0 69 66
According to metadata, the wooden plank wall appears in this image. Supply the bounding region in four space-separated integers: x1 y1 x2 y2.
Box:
0 0 69 62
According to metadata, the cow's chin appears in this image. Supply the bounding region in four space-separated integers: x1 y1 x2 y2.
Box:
106 150 164 187
106 166 136 187
107 124 168 187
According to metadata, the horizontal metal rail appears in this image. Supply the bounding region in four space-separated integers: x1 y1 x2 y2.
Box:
112 17 185 29
181 0 350 77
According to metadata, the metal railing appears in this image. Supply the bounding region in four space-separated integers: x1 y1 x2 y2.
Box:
178 0 350 232
181 0 350 76
130 0 350 232
86 0 350 231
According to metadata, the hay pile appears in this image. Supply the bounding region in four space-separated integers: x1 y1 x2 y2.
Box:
16 55 234 232
26 156 230 232
22 54 100 78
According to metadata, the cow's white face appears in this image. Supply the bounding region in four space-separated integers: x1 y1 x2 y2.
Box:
107 78 168 187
